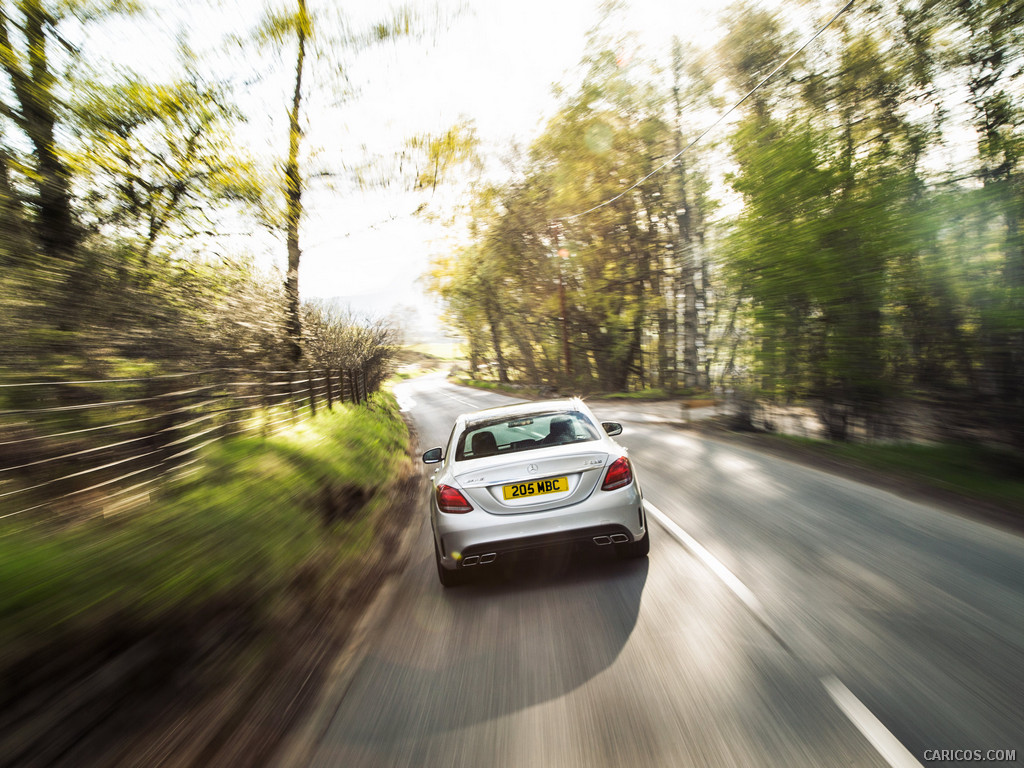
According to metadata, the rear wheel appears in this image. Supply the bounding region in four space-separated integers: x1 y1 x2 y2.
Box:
435 540 467 587
617 528 650 559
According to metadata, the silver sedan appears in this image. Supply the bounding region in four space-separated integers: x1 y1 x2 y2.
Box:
421 398 649 587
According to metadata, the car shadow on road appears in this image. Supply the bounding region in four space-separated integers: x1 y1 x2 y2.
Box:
315 549 648 759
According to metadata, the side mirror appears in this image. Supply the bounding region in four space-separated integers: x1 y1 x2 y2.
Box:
422 447 443 464
602 422 623 436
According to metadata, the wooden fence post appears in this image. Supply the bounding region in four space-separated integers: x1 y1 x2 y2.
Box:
261 370 269 438
307 369 316 418
218 369 233 440
286 371 296 423
325 367 333 410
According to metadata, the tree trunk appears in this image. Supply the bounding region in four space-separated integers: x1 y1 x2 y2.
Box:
284 0 308 366
3 2 79 264
483 299 509 383
0 148 32 265
512 331 539 384
675 159 700 390
670 48 702 391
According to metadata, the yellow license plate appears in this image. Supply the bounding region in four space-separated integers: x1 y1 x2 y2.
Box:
502 476 569 500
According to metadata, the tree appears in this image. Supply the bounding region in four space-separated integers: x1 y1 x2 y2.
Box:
302 299 400 390
924 0 1024 442
669 38 717 391
404 118 480 195
247 1 433 366
718 1 926 438
0 0 82 269
70 70 260 264
430 24 687 393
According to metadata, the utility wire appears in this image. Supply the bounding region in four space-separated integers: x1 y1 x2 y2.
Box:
560 0 856 223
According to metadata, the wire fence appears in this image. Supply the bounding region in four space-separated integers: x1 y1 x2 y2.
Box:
0 366 374 524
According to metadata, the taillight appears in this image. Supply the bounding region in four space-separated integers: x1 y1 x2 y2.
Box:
601 457 633 491
436 484 473 514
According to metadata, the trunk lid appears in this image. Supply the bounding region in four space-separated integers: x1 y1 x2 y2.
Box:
452 446 610 515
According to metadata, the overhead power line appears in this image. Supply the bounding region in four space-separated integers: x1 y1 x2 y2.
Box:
560 0 856 223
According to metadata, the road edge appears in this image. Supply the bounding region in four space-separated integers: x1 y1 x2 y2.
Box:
269 431 427 768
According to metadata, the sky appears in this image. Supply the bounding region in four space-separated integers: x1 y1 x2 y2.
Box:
88 0 755 342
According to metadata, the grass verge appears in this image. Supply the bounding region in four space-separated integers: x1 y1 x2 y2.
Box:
452 378 715 403
0 392 413 765
593 388 672 401
451 375 550 399
775 435 1024 512
0 392 407 657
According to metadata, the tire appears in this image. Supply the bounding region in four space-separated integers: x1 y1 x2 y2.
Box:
435 540 467 587
617 528 650 559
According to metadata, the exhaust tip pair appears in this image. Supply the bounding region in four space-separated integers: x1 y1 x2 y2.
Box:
462 552 496 567
594 533 630 546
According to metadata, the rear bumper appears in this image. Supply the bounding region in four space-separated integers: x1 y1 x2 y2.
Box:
434 483 644 570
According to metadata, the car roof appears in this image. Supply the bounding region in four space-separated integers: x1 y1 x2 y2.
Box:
459 398 591 428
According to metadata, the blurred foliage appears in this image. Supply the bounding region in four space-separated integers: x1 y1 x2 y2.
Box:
429 10 717 394
0 0 399 385
68 70 263 260
428 0 1024 446
242 0 439 364
302 299 401 392
404 118 481 194
0 390 409 662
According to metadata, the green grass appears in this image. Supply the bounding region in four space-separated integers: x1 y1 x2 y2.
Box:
453 376 546 398
595 388 672 401
460 378 500 390
454 378 713 402
0 392 409 661
778 436 1024 510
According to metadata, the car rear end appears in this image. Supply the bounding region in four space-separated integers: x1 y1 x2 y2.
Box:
429 401 647 577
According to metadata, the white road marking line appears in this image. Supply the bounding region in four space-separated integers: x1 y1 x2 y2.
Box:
822 676 924 768
438 382 526 408
435 386 480 407
645 500 923 768
645 501 764 615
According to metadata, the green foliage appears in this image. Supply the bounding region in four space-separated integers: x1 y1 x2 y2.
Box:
716 0 1024 440
427 21 718 394
0 391 409 659
404 119 481 193
0 0 402 384
596 388 671 400
0 243 296 377
425 0 1024 447
69 71 263 255
302 299 400 389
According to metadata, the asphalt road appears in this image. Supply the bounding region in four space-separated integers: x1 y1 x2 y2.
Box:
294 374 1024 767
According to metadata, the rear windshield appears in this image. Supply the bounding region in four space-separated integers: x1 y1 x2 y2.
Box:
455 410 600 461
